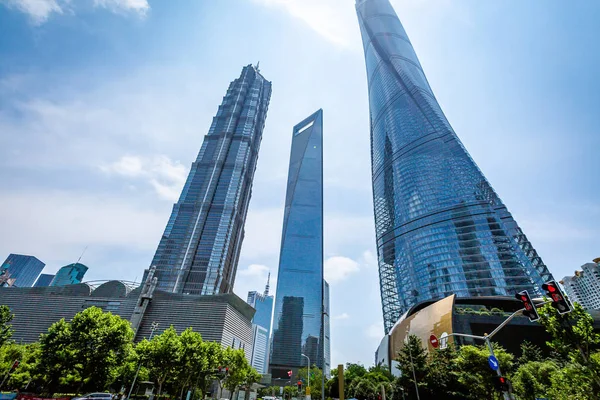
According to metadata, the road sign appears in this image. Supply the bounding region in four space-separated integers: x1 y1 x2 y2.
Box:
488 355 499 371
429 334 439 348
440 332 449 349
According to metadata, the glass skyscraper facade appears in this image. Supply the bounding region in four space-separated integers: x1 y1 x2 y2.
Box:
150 65 272 295
1 254 45 288
51 263 88 286
34 273 55 287
247 275 275 374
356 0 554 333
270 110 329 378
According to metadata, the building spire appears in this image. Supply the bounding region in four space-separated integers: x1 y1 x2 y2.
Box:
264 272 270 296
255 61 260 73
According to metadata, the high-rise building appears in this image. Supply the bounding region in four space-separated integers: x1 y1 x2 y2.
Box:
51 263 88 286
270 110 329 378
247 274 275 374
0 254 45 288
561 259 600 310
150 64 272 295
355 0 554 333
34 273 55 287
323 280 330 377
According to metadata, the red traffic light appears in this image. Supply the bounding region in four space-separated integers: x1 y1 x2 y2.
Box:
499 377 506 384
515 290 539 322
542 280 572 315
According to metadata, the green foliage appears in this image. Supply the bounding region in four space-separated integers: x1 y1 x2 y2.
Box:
512 360 558 400
136 326 181 395
0 305 14 347
517 341 543 365
537 301 600 364
35 307 134 395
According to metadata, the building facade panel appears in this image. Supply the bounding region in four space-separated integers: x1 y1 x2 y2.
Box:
34 274 55 287
561 260 600 310
150 65 272 296
0 283 254 362
1 254 45 288
355 0 554 333
51 263 88 286
270 110 325 377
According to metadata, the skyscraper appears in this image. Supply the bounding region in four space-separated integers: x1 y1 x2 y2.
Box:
270 110 329 378
150 65 272 295
0 254 45 288
51 263 88 286
34 273 55 287
247 274 275 374
561 259 600 310
355 0 554 333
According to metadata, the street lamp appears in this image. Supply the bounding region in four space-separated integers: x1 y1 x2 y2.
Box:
301 353 310 388
127 321 159 399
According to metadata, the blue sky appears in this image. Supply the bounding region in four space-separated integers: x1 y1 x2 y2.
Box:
1 0 598 367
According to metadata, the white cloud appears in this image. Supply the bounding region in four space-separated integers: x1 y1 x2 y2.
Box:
1 0 149 25
101 155 188 202
250 0 358 48
93 0 149 16
0 191 166 258
365 321 384 340
333 312 350 320
325 255 360 283
1 0 62 25
233 263 276 300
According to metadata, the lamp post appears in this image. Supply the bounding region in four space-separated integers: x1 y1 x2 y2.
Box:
127 321 159 399
301 353 310 388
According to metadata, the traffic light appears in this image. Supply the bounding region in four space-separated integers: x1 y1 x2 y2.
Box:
542 280 572 314
287 370 292 378
493 376 510 392
515 290 539 321
297 381 302 391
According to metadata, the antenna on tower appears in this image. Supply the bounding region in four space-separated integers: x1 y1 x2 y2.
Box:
255 61 260 73
264 272 270 296
76 246 88 265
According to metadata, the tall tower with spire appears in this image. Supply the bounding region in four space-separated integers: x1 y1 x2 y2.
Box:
150 64 272 296
356 0 554 334
247 274 275 374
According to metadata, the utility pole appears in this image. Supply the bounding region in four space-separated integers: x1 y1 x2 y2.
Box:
127 321 159 399
405 337 421 400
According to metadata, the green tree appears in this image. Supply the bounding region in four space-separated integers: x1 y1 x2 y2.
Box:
395 335 427 399
344 362 368 397
222 347 253 399
547 361 599 400
136 326 181 396
69 307 135 393
298 366 324 399
175 328 206 398
7 343 41 390
36 318 75 394
0 305 13 347
421 345 468 400
454 344 513 400
511 360 558 400
517 341 544 365
537 301 600 364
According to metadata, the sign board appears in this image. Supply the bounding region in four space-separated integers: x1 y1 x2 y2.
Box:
429 334 439 348
440 332 449 349
488 355 499 371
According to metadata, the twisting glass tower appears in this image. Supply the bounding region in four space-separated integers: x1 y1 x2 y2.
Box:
355 0 553 333
150 64 272 295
